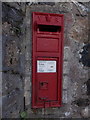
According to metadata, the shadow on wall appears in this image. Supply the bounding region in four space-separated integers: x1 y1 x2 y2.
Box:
80 44 90 96
79 44 90 67
86 79 90 95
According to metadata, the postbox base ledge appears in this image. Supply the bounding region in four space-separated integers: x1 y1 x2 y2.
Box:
32 104 62 109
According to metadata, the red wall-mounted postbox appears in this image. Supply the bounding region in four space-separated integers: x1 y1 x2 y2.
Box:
32 12 64 108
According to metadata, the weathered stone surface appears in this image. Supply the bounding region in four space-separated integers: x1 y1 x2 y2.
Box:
6 2 22 10
2 2 25 118
2 2 90 119
38 2 55 6
63 47 71 61
2 3 24 26
0 96 2 118
63 76 69 89
62 90 68 104
70 18 88 43
2 93 23 118
2 73 23 95
81 107 90 118
73 98 90 107
63 61 69 75
81 83 87 95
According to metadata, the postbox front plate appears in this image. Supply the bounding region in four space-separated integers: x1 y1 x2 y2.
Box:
32 12 64 108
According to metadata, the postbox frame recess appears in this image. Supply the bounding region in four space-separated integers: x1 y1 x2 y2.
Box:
32 12 64 108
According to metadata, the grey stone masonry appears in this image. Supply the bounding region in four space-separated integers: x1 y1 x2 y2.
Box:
0 2 2 119
1 2 90 119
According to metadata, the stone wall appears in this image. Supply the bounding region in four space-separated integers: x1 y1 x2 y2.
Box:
2 2 26 118
0 2 2 119
2 2 90 118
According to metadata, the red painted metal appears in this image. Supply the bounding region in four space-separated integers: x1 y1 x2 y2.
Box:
32 12 64 108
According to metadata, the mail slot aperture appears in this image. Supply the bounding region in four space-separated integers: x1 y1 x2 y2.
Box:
37 25 61 33
32 12 64 108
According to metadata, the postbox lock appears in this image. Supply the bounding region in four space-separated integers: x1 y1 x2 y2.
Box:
39 81 48 90
40 82 44 86
40 82 48 86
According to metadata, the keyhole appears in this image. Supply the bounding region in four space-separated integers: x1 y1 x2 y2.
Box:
40 82 44 86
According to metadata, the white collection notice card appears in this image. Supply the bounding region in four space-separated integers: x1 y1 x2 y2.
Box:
37 60 56 73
